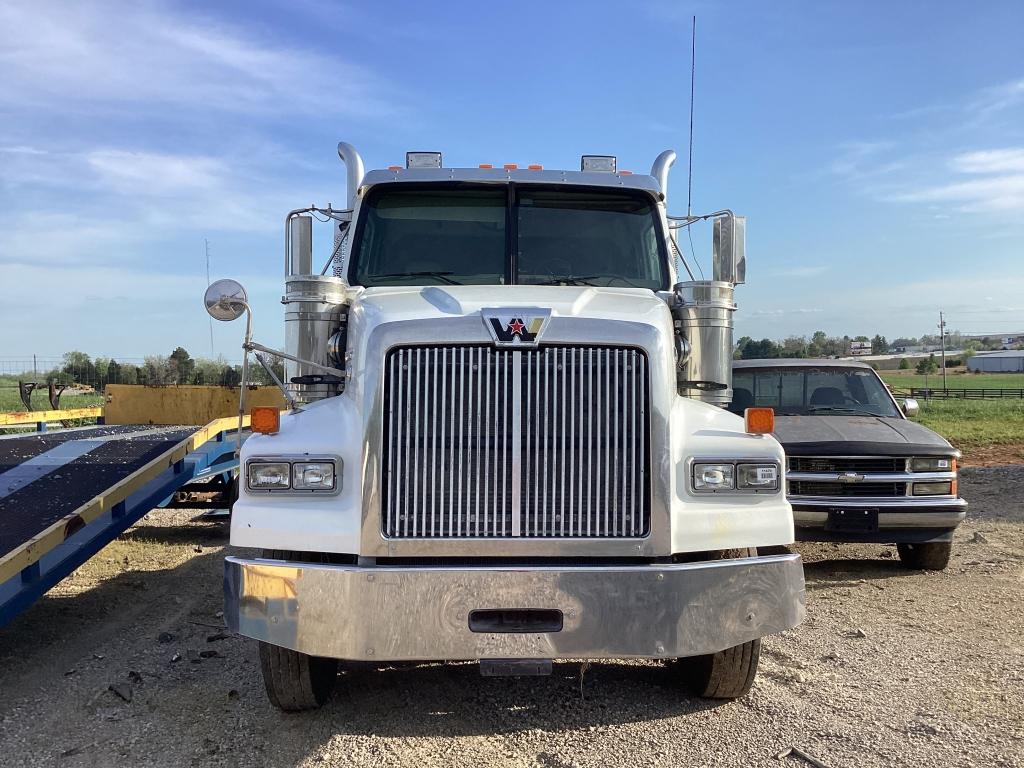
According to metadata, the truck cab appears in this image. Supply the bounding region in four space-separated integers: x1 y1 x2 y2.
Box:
215 145 805 711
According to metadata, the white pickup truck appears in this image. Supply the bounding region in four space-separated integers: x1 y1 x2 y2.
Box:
205 145 805 711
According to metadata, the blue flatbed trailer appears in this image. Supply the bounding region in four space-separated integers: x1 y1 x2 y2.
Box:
0 418 244 628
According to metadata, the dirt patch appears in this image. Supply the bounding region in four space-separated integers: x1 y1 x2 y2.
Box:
959 441 1024 467
1 473 1022 767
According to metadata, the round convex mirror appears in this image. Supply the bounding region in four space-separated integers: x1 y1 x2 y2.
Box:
204 279 248 322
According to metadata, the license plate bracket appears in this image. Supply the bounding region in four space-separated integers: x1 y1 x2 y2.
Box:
825 507 879 533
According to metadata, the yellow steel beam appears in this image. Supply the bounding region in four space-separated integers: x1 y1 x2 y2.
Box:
0 416 247 586
0 407 103 426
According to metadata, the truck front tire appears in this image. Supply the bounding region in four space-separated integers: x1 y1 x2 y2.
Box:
671 547 761 699
258 642 337 712
897 541 952 570
675 639 761 699
257 550 339 711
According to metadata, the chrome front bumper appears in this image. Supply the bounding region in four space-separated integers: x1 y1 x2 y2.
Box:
224 554 805 661
793 498 967 529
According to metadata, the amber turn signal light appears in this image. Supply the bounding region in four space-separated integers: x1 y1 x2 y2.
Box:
251 407 280 435
744 407 775 435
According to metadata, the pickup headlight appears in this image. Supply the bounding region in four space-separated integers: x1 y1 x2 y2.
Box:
912 481 953 496
246 458 340 492
910 457 956 472
692 461 780 493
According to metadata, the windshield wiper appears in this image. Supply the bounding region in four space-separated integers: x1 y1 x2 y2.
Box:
374 271 460 285
530 274 645 288
807 405 872 415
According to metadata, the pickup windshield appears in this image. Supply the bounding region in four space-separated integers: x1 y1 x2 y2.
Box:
350 184 667 289
728 366 900 418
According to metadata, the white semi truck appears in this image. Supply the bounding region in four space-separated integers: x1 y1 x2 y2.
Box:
204 144 805 711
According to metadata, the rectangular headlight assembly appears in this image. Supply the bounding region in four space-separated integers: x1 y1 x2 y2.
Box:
247 461 291 490
292 461 336 491
246 459 340 492
910 457 955 472
692 461 780 493
912 481 953 496
737 463 779 490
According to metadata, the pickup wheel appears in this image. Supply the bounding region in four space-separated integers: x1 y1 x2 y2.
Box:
671 547 761 699
897 541 952 570
257 549 339 711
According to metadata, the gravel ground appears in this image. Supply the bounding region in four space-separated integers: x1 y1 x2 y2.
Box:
0 467 1021 767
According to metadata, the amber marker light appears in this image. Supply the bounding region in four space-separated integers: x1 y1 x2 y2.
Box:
251 407 280 435
744 407 775 435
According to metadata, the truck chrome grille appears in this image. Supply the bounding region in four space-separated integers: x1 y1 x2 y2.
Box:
382 345 650 539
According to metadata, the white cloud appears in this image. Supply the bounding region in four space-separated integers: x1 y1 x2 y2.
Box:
969 78 1024 120
0 1 394 118
889 147 1024 214
777 265 828 278
950 148 1024 174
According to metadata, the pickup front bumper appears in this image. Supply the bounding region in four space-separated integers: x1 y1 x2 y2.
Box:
224 554 805 661
792 498 967 543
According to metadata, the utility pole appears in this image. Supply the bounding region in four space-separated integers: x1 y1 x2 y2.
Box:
938 311 947 389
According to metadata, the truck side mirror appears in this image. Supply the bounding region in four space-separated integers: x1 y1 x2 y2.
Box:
901 398 920 418
204 279 249 322
713 215 746 285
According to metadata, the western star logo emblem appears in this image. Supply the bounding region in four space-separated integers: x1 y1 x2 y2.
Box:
481 308 551 347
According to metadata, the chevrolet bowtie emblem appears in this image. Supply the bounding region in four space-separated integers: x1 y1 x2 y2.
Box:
836 472 865 483
481 308 551 347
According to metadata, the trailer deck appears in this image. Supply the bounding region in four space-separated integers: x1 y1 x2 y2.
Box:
0 418 245 627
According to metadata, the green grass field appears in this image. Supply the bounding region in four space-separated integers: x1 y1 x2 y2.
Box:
881 372 1024 390
0 375 104 414
914 399 1024 448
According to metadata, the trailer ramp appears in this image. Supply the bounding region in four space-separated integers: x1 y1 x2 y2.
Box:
0 418 245 628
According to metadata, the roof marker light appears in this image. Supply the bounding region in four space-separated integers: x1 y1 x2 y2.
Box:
387 165 401 171
503 163 518 170
479 163 493 169
406 151 442 169
581 155 616 173
527 164 543 170
619 170 633 175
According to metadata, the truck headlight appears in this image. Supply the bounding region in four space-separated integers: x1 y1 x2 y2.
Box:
737 463 779 490
910 457 955 472
246 458 340 492
293 461 336 491
913 481 953 496
693 463 735 491
247 461 291 490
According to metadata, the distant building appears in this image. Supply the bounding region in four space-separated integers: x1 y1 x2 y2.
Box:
1002 336 1020 349
967 350 1024 373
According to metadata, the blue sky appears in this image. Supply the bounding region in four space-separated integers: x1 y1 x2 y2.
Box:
2 0 1023 360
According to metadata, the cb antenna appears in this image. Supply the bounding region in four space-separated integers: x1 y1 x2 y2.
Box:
687 15 696 218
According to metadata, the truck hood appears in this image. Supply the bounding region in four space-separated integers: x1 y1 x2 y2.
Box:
349 285 671 327
771 414 956 457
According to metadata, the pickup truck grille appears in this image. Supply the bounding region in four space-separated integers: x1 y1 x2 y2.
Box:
789 457 904 473
382 345 650 539
788 481 905 498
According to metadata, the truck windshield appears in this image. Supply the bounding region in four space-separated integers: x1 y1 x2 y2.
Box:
728 367 900 418
350 184 667 289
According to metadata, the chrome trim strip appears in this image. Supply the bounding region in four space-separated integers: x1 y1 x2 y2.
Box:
225 553 806 661
791 497 967 508
794 509 966 528
787 471 957 483
510 350 522 537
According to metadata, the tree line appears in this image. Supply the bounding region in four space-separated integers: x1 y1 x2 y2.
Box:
733 328 1000 361
36 349 284 389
